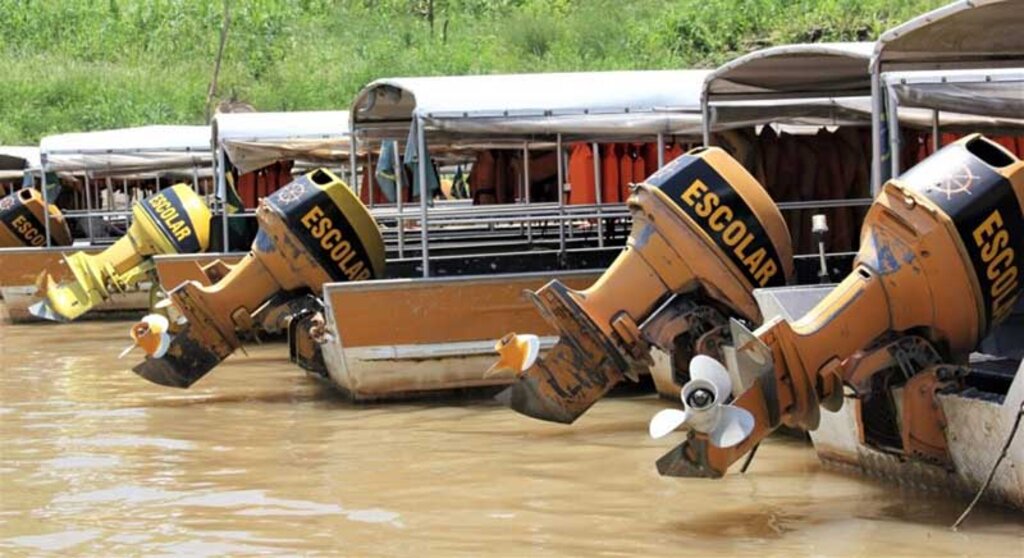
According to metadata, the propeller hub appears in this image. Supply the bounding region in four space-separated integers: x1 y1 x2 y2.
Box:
686 387 715 409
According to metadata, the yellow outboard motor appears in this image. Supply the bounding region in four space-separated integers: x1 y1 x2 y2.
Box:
129 168 385 388
652 134 1024 478
495 147 794 423
0 188 72 247
30 184 211 321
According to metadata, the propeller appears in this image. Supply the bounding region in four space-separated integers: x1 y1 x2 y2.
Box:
484 333 540 379
119 314 171 359
649 354 755 448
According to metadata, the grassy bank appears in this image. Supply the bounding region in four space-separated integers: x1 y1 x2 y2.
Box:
1 0 945 144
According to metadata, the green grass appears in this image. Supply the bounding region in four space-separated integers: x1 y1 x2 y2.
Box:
1 0 947 144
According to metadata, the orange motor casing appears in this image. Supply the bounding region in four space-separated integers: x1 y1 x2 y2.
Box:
656 134 1024 478
499 147 794 423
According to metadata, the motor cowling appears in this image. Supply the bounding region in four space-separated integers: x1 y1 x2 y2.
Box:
0 188 72 248
30 183 212 321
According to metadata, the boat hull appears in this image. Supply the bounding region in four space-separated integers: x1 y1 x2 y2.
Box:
0 247 150 322
753 285 1024 509
309 271 604 400
811 372 1023 509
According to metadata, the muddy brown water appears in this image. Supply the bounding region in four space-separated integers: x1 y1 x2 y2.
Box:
1 320 1021 556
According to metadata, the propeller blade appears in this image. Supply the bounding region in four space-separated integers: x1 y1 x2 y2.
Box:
517 334 540 371
690 354 733 402
154 298 174 310
649 408 689 439
125 314 172 359
142 313 170 333
28 301 65 322
485 333 540 378
707 405 755 448
117 344 136 359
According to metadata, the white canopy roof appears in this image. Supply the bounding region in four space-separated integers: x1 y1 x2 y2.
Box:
0 146 41 171
352 70 709 140
40 125 212 175
712 96 1024 133
705 42 874 101
876 0 1024 71
212 111 351 174
883 68 1024 120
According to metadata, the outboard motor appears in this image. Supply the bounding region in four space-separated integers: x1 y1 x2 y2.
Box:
0 188 72 247
30 184 211 321
653 134 1024 477
129 168 385 388
493 147 795 423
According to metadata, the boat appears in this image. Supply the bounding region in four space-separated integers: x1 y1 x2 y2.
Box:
299 271 601 400
285 69 714 398
645 1 1024 509
808 0 1024 507
752 287 1023 509
0 126 214 322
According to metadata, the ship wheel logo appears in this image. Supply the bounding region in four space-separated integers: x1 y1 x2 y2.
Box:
274 181 307 205
929 164 976 200
0 196 15 212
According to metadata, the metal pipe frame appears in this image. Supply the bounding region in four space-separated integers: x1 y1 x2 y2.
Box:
367 150 375 209
523 142 534 244
870 59 884 195
349 135 358 193
394 139 405 258
84 173 95 243
886 83 902 180
592 142 604 248
416 116 430 277
556 133 566 256
216 146 230 251
702 96 712 147
41 166 52 247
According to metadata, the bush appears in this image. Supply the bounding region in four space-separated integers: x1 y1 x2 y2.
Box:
0 0 947 143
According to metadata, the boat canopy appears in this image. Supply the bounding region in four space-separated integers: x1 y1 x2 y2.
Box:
883 68 1024 121
881 67 1024 177
873 0 1024 182
352 70 709 141
39 125 212 175
875 0 1024 71
212 111 352 174
705 42 874 101
0 146 40 177
701 42 876 134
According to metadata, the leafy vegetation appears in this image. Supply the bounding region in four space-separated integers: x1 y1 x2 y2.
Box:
1 0 946 144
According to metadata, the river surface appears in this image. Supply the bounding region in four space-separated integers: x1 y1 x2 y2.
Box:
1 320 1021 556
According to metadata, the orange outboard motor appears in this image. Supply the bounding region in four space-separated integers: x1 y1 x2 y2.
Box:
129 168 385 388
0 188 72 247
652 134 1024 478
494 147 794 423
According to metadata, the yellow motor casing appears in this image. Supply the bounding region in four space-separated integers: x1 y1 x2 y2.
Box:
498 147 794 423
0 188 72 247
132 168 385 388
32 184 211 321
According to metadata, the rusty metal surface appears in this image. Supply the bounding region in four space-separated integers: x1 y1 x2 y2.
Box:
132 323 224 388
498 281 630 423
